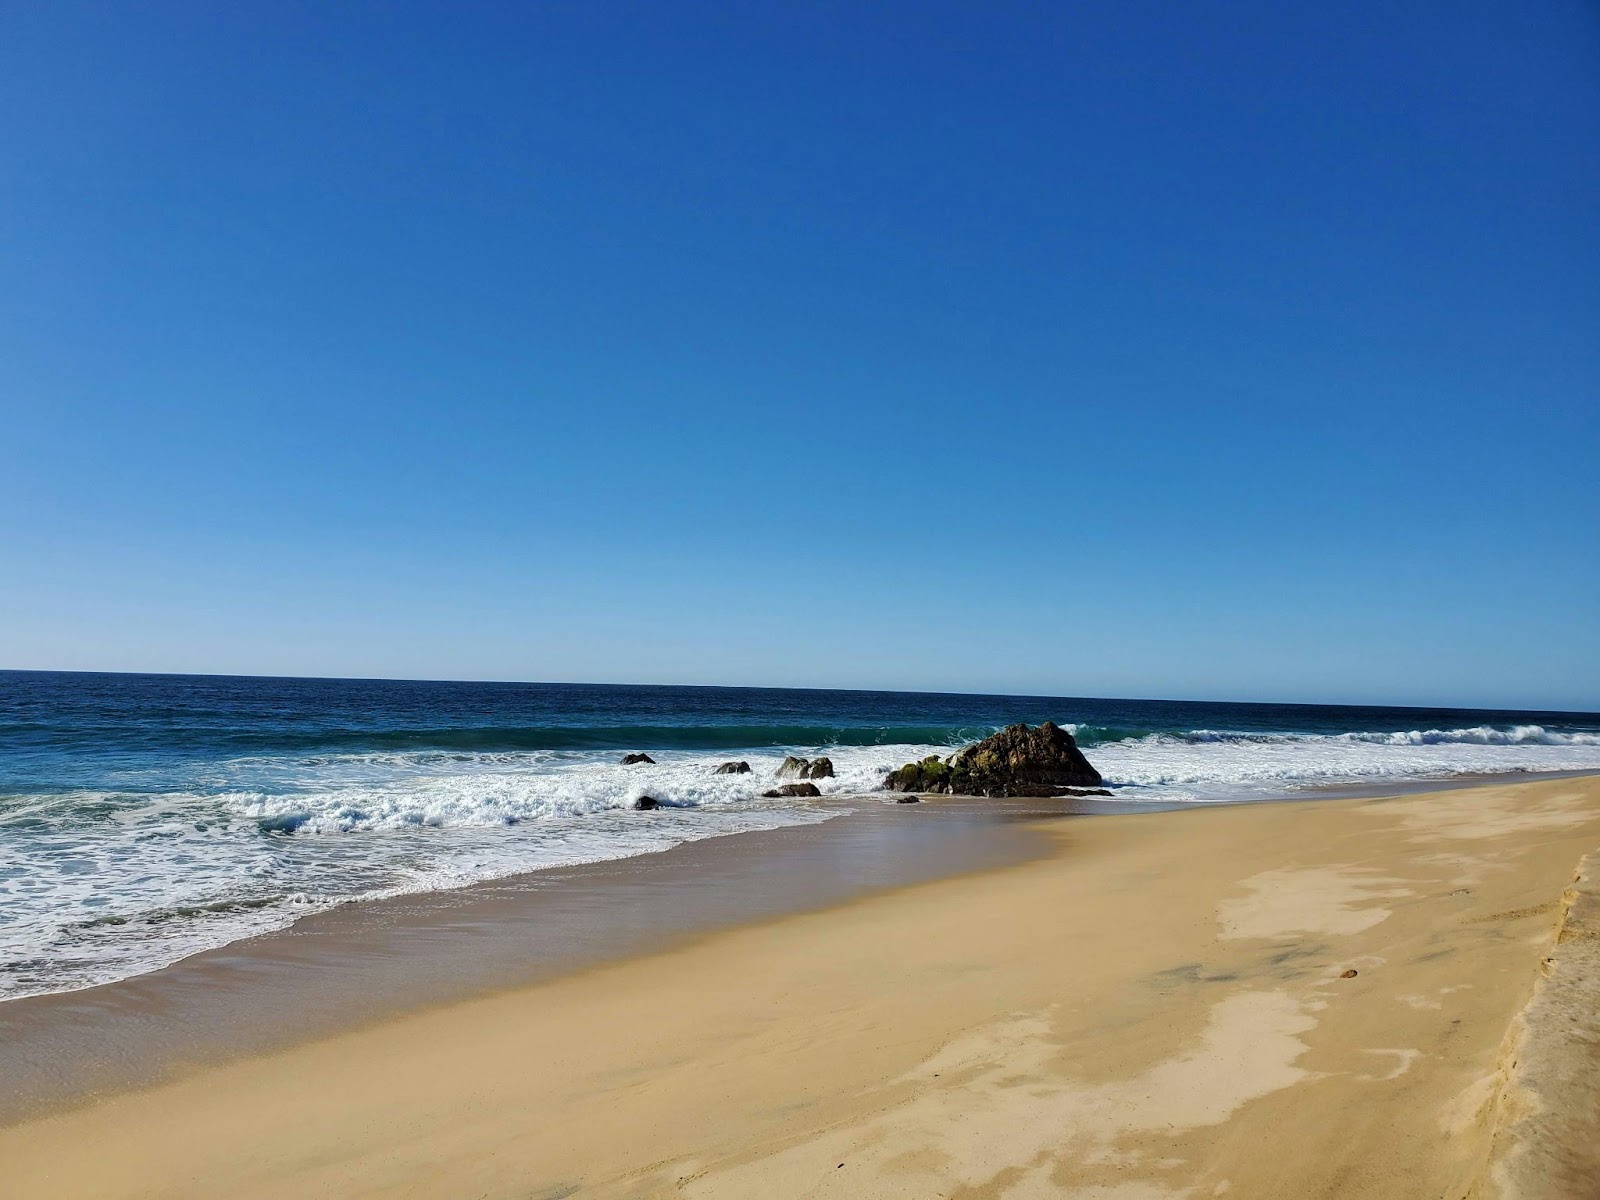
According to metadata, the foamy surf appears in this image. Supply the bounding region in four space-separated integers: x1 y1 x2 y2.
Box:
4 672 1598 1002
0 748 906 1002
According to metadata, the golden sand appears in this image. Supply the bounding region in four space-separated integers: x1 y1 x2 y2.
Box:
3 776 1597 1199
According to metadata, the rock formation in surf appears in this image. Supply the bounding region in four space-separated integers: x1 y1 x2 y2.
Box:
884 722 1105 797
777 756 834 780
714 761 752 775
620 753 655 765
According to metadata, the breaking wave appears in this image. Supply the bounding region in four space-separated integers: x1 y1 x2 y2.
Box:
1048 724 1598 750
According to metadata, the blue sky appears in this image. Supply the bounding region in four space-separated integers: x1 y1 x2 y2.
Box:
2 2 1596 708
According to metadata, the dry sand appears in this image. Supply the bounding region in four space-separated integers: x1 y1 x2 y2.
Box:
2 776 1597 1199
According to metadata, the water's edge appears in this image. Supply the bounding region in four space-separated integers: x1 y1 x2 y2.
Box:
0 796 1049 1123
9 773 1596 1126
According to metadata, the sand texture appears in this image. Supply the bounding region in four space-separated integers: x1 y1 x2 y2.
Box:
2 776 1597 1199
1483 849 1600 1199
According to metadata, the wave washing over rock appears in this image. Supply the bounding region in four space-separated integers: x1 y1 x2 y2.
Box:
3 671 1598 1001
886 722 1105 796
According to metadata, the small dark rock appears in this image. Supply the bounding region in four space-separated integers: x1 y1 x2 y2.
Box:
620 753 655 766
763 783 822 798
633 796 659 810
714 761 752 775
895 795 922 804
1339 968 1358 978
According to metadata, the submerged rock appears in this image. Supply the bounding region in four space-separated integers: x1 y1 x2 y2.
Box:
763 783 822 798
895 795 921 804
633 796 659 810
884 722 1102 797
778 756 834 780
620 753 656 766
714 761 752 775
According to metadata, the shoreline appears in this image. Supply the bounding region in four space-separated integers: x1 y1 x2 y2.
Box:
1 775 1598 1196
11 765 1588 1006
4 771 1598 1126
0 794 1057 1123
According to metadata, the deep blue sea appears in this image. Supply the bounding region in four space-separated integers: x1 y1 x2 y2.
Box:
3 670 1598 1001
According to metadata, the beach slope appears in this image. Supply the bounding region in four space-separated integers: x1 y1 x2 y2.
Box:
3 776 1598 1199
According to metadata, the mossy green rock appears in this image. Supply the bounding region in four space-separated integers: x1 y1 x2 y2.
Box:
885 755 950 792
883 722 1102 797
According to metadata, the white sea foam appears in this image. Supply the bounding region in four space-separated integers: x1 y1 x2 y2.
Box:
1337 724 1600 747
231 746 906 833
1167 724 1600 748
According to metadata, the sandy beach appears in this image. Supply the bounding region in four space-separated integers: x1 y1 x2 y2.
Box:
7 1 1596 1194
3 775 1598 1199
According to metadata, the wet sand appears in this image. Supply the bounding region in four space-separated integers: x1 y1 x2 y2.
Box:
0 795 1055 1122
3 776 1598 1198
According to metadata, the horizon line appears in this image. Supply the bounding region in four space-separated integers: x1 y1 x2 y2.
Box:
2 666 1596 719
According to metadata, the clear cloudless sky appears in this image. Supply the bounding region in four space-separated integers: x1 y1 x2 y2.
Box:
1 1 1596 709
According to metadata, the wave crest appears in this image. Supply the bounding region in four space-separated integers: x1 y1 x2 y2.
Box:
1103 724 1600 749
1337 724 1600 747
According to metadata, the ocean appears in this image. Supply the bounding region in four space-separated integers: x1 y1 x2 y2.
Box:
3 670 1598 1002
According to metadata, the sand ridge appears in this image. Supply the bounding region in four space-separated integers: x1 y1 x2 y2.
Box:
1484 850 1600 1199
